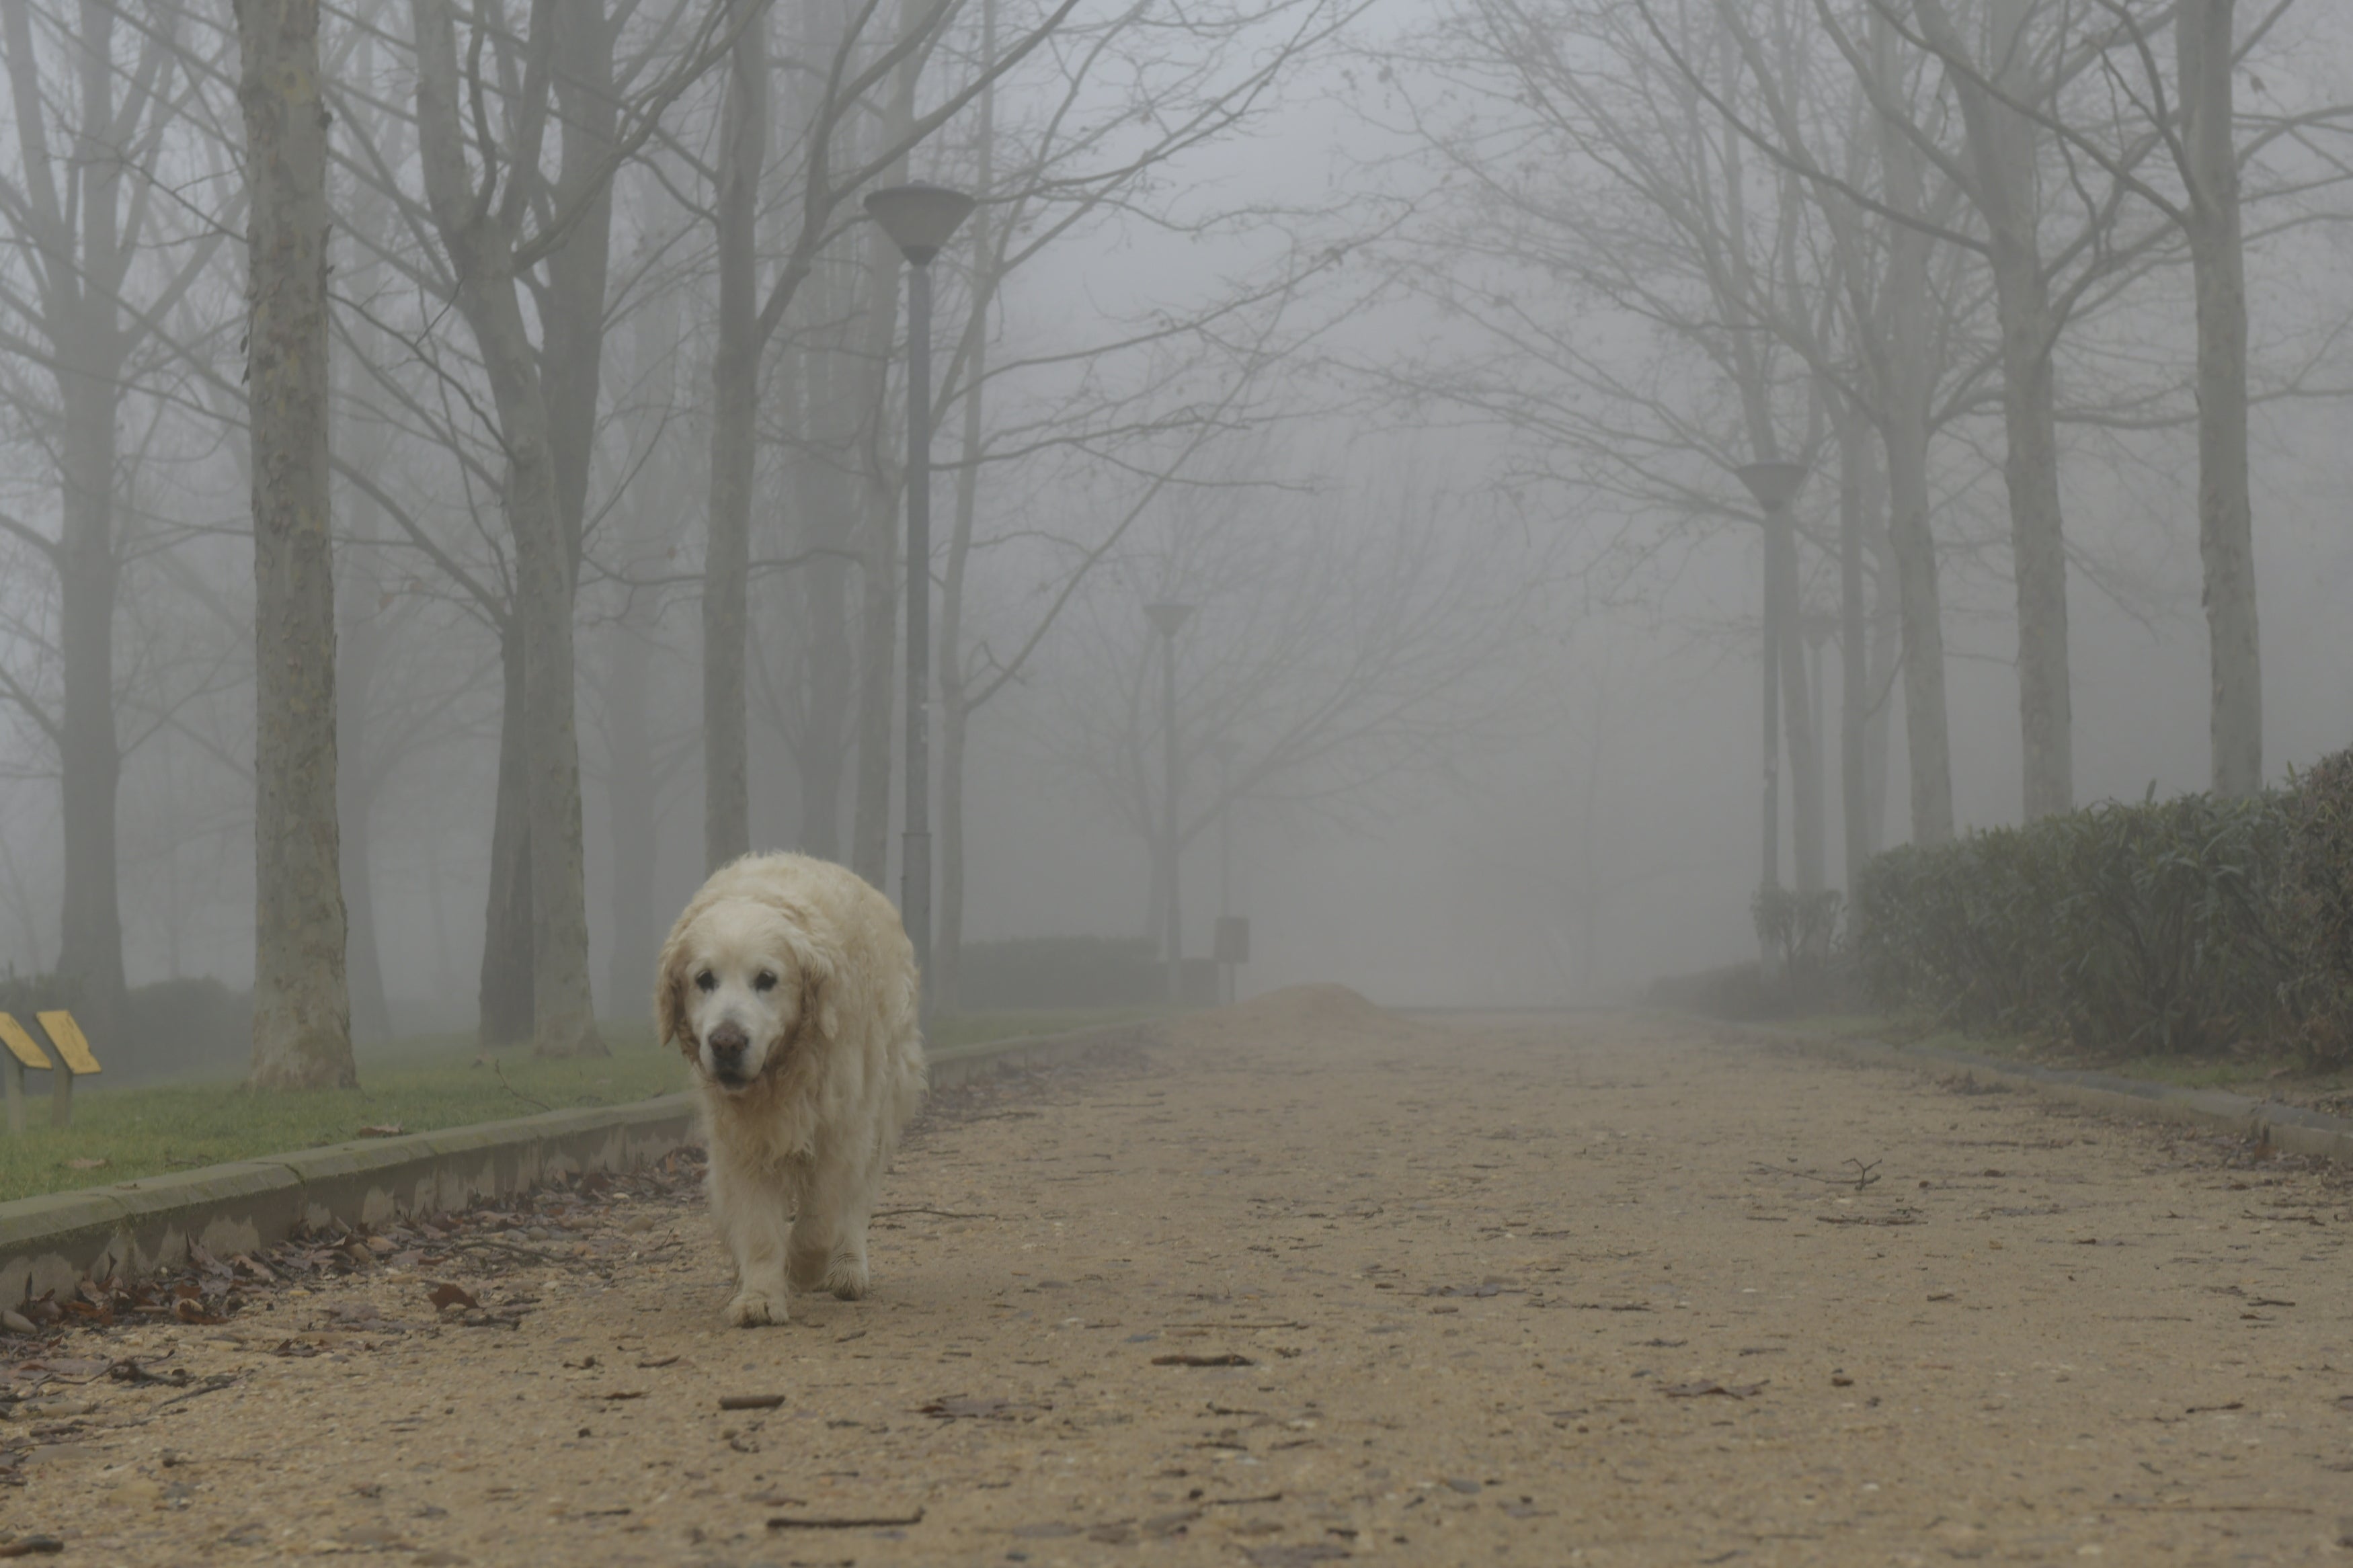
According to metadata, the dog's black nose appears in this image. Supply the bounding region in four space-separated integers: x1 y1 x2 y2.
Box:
708 1022 750 1065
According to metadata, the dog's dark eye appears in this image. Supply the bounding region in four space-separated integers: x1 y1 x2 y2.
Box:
694 971 717 993
753 971 778 993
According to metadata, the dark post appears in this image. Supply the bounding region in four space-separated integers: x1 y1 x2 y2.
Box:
863 183 975 1018
903 253 933 1004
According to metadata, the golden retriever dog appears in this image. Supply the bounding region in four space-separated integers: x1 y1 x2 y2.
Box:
655 853 926 1327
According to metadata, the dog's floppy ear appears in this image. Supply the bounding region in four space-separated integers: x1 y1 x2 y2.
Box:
778 918 842 1046
654 917 695 1059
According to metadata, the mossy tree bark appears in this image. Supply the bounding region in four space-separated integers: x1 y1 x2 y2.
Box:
237 0 357 1090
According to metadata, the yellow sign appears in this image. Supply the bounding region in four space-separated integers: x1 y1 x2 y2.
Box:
35 1012 99 1076
0 1014 51 1070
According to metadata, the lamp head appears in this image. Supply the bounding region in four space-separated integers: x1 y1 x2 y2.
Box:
1734 460 1809 511
863 182 975 265
1144 602 1197 638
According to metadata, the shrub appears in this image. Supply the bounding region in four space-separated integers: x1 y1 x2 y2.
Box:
2041 793 2292 1055
2281 749 2353 1069
115 977 253 1083
1855 789 2303 1059
0 968 83 1020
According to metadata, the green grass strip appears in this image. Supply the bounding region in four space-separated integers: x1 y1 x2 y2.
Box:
0 1007 1158 1205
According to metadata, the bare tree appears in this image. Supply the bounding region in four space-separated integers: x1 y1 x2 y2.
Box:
1911 0 2353 794
694 0 1082 875
237 0 355 1087
1027 466 1542 935
399 0 739 1054
0 3 233 1020
925 0 1370 1004
1380 0 1866 889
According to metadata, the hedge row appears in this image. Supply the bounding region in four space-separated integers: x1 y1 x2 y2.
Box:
1853 749 2353 1067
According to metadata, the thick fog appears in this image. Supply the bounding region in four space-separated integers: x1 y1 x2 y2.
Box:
1 0 2350 1043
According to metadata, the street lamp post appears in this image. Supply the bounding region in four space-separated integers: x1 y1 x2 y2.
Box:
1736 459 1808 979
1145 602 1195 1005
865 181 975 1012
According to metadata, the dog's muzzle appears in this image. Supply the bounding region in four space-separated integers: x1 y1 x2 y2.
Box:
707 1021 751 1086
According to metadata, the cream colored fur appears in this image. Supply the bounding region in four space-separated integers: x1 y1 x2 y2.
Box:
654 853 926 1327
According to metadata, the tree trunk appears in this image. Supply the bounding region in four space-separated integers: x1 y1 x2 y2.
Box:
936 695 970 1012
1874 11 1954 845
848 247 906 891
411 0 599 1056
846 26 922 893
850 484 899 890
1919 0 2071 819
1835 403 1872 901
1881 403 1954 845
603 610 659 1016
1861 512 1899 856
1862 526 1899 855
2180 0 2260 798
479 628 535 1045
476 285 602 1056
1987 241 2074 820
933 0 995 1016
703 1 766 871
335 564 390 1044
54 376 124 1012
1769 504 1823 893
239 0 356 1089
19 4 132 1022
786 274 862 862
796 503 854 860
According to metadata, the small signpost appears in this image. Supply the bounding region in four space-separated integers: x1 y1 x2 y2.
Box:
0 1014 48 1135
0 1011 101 1132
1213 916 1250 1006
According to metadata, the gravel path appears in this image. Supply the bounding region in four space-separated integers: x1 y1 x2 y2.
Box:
5 989 2350 1565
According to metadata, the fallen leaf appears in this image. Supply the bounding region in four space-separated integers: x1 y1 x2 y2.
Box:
600 1390 645 1401
426 1282 477 1312
917 1396 1033 1419
1243 1546 1352 1567
171 1299 224 1326
767 1509 925 1530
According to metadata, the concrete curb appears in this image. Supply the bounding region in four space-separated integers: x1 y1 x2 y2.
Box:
2 1020 1162 1306
1717 1016 2353 1166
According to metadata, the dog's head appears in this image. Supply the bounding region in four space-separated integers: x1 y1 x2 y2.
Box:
655 896 839 1094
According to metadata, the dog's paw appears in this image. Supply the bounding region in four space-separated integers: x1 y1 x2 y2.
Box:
724 1288 786 1327
822 1256 869 1301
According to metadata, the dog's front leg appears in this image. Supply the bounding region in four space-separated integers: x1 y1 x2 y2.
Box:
711 1155 792 1326
789 1154 873 1301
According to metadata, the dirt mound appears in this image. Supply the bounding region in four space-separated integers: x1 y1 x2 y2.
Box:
1172 982 1429 1050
